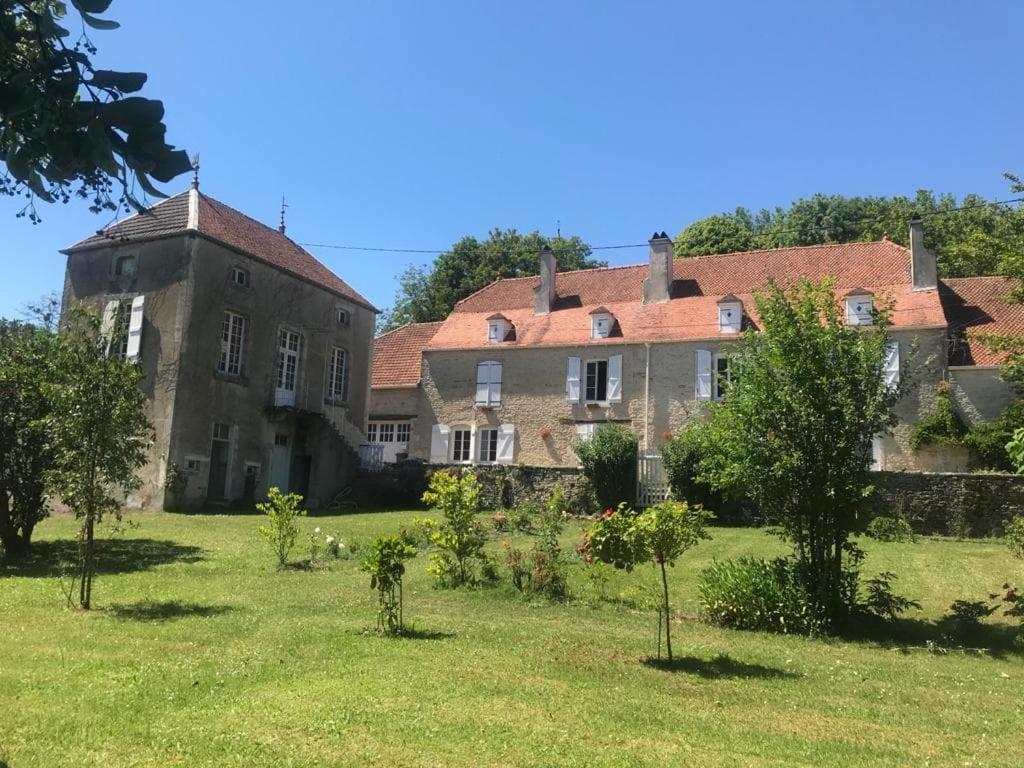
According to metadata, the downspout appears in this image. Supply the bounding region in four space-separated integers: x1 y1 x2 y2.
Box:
644 343 651 453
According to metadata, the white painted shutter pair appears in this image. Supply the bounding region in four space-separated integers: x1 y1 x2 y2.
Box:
884 341 900 390
430 423 515 464
566 355 622 403
695 349 713 401
475 361 502 406
100 295 144 362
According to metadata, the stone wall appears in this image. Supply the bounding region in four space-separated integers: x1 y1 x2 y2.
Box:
872 471 1024 537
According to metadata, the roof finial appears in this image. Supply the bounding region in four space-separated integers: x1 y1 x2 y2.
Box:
279 195 289 235
190 154 200 189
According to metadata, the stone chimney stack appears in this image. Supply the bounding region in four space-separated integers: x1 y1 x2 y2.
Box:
533 247 557 314
909 216 937 291
643 232 673 304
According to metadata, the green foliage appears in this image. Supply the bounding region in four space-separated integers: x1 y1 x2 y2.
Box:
256 487 306 567
47 308 150 609
420 471 487 587
862 572 921 621
575 424 638 510
1006 427 1024 473
696 279 902 627
0 315 58 558
964 399 1024 470
661 424 737 513
698 557 827 636
503 484 573 601
582 500 712 660
381 229 604 330
909 381 967 451
1 2 190 221
360 535 417 635
1004 515 1024 559
671 182 1024 280
866 516 917 543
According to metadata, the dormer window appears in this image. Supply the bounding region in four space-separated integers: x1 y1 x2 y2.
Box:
845 289 874 326
487 314 510 343
114 254 137 276
590 307 613 339
717 295 743 333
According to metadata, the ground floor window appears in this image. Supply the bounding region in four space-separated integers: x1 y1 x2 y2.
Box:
368 420 411 445
478 428 497 463
396 423 411 443
452 428 471 462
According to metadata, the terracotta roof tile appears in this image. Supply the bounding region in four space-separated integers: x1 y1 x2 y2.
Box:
64 190 376 310
941 276 1024 366
372 322 442 387
429 241 946 349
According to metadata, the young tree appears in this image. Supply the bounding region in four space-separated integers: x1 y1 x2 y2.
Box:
47 310 150 609
1 2 190 221
0 319 58 558
361 535 417 635
698 279 903 626
420 470 487 587
582 500 712 662
256 487 306 567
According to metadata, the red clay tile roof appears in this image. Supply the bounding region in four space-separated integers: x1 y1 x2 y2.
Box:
941 276 1024 366
372 322 442 387
63 190 376 311
428 241 947 349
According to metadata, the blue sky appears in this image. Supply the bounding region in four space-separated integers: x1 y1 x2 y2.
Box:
2 0 1022 317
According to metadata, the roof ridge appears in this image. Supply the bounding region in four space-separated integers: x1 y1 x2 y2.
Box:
65 189 191 249
942 275 1016 283
374 320 443 340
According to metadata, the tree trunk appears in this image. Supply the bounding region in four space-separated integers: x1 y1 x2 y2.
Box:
659 560 672 663
79 515 95 610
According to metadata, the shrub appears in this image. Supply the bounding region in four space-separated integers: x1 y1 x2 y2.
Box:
661 425 720 509
909 381 967 451
309 526 344 565
963 399 1024 470
360 535 417 635
504 484 573 601
1005 515 1024 559
866 515 916 543
420 471 488 587
490 513 510 532
1007 427 1024 474
575 424 638 510
584 560 614 604
698 557 827 636
256 487 305 567
861 571 921 620
509 500 541 533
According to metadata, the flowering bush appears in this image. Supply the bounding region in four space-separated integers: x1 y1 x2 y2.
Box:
309 526 344 565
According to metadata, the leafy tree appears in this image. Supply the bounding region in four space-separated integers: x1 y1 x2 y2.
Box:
46 309 150 609
582 500 712 662
257 487 306 567
1 1 190 222
0 318 58 558
420 470 487 587
674 211 755 257
697 279 903 627
361 535 417 635
382 229 603 330
575 424 638 510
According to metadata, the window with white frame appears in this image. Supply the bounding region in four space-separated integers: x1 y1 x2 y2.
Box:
451 428 471 462
396 423 411 443
379 423 396 443
337 307 350 326
218 311 247 376
328 347 348 402
575 422 599 442
475 361 502 406
110 299 132 360
718 302 742 333
713 353 731 400
846 294 874 326
367 423 378 442
478 428 498 463
585 360 608 402
212 422 230 441
231 266 249 287
487 317 508 343
591 313 612 339
185 457 202 473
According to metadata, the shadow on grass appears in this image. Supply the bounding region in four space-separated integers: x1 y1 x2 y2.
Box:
642 653 797 679
107 600 233 622
0 538 205 579
839 615 1023 659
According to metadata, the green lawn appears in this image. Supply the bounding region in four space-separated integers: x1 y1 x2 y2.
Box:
1 511 1022 767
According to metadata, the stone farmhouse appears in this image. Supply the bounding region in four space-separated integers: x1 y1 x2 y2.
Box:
369 221 1022 474
62 182 377 510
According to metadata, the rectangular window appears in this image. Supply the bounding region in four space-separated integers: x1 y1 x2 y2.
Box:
379 423 395 443
110 299 132 360
212 422 230 441
367 423 378 442
478 429 498 463
218 311 247 376
475 361 502 406
274 433 289 447
585 360 608 402
231 266 249 287
185 457 202 473
396 423 411 443
452 429 471 462
329 347 348 402
713 354 731 400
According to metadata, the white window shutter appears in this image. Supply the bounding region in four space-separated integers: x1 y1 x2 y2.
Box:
100 299 118 354
695 349 712 400
884 341 900 389
607 354 622 402
491 362 502 405
566 356 581 403
475 363 489 405
125 295 145 362
496 424 515 464
430 424 450 463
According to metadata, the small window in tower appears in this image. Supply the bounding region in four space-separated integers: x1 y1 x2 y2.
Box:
114 254 137 276
231 266 249 287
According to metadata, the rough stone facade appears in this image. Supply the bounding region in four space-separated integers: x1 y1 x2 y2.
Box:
62 205 375 510
872 471 1024 537
950 366 1017 425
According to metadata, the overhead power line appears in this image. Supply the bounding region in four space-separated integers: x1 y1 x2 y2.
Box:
297 196 1024 256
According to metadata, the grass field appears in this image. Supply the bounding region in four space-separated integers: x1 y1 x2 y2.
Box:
1 510 1022 767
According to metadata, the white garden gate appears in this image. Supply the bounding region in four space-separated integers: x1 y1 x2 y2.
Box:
637 452 671 508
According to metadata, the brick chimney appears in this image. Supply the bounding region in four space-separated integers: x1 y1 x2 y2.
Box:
909 216 937 291
533 247 557 314
643 232 673 304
